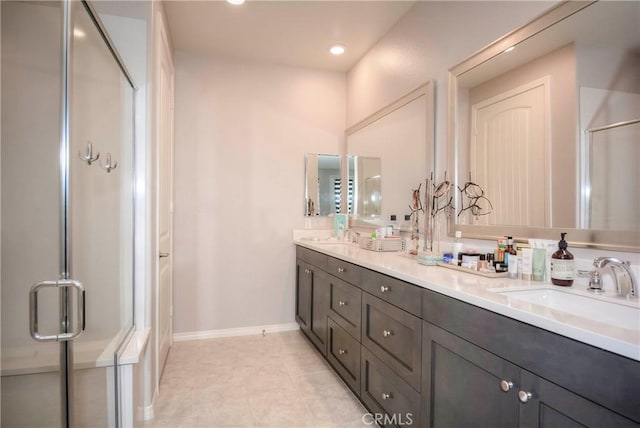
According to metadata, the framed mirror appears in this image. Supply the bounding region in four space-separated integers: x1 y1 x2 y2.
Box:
304 153 342 216
346 81 435 226
449 1 640 251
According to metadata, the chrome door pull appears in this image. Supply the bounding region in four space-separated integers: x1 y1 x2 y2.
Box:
159 252 170 258
30 279 85 342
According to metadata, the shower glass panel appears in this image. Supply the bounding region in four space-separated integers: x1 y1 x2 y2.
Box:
69 2 135 426
1 1 65 426
1 1 135 426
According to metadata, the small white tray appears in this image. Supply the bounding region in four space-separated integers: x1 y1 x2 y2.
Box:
436 262 509 278
359 237 406 252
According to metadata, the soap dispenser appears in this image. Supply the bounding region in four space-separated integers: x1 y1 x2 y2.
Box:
550 232 574 286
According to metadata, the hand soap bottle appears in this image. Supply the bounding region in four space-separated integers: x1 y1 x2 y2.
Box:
550 232 574 286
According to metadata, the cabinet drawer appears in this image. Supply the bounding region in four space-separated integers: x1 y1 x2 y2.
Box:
327 257 363 286
328 275 362 340
327 318 360 396
361 346 420 428
361 269 422 317
298 247 328 270
362 293 422 391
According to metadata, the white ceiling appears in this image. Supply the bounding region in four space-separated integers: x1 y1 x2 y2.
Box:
163 0 416 72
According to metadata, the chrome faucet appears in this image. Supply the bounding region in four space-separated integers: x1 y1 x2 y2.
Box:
345 230 361 244
591 257 638 298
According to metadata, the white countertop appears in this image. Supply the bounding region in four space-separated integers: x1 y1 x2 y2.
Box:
294 237 640 361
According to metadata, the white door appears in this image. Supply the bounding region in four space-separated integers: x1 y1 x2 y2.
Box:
156 11 174 381
471 78 549 227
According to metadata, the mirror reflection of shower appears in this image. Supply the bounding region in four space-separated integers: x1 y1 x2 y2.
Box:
349 156 382 218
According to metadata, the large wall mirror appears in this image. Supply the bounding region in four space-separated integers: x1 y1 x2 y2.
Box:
347 81 435 225
449 1 640 251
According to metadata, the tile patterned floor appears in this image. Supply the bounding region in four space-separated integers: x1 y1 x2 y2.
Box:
144 330 371 428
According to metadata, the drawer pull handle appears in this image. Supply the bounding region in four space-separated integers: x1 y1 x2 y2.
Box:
500 380 513 392
381 392 393 401
380 285 389 293
338 349 347 355
518 390 533 404
383 329 394 337
337 267 346 273
338 300 347 307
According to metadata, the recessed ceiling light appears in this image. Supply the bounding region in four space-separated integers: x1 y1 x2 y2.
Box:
504 46 515 53
227 0 245 5
74 28 86 39
330 44 346 56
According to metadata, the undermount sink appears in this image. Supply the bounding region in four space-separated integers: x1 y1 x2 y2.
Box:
494 288 640 330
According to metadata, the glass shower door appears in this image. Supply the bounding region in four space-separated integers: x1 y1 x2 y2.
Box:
1 1 135 426
69 1 135 426
1 1 66 426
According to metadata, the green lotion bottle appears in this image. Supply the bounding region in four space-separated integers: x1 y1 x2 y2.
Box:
550 232 574 286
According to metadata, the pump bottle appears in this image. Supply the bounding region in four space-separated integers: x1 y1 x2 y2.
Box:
550 232 574 286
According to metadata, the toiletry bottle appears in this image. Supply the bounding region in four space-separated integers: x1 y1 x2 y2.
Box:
505 236 517 264
494 238 506 266
508 243 518 279
452 231 463 265
550 233 574 286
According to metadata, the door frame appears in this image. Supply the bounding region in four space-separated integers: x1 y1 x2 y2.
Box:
152 4 175 397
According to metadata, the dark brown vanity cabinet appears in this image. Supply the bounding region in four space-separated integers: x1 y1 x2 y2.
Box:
422 290 640 428
422 322 520 428
296 246 640 428
295 248 329 355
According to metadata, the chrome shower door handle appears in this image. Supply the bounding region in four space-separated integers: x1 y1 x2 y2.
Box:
30 279 86 342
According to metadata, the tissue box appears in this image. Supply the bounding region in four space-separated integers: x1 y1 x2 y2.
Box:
333 214 348 237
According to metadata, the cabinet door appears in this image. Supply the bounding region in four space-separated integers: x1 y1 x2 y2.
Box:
362 293 422 391
519 370 639 428
422 322 520 428
309 269 329 355
361 347 421 428
327 317 361 395
329 275 362 340
296 259 313 332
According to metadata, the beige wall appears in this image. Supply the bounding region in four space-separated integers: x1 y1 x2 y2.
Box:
347 1 555 171
170 1 555 336
172 52 345 334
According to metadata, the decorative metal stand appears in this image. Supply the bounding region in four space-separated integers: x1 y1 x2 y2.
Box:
408 183 423 255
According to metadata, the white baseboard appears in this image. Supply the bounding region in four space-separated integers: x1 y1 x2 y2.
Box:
172 322 299 342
